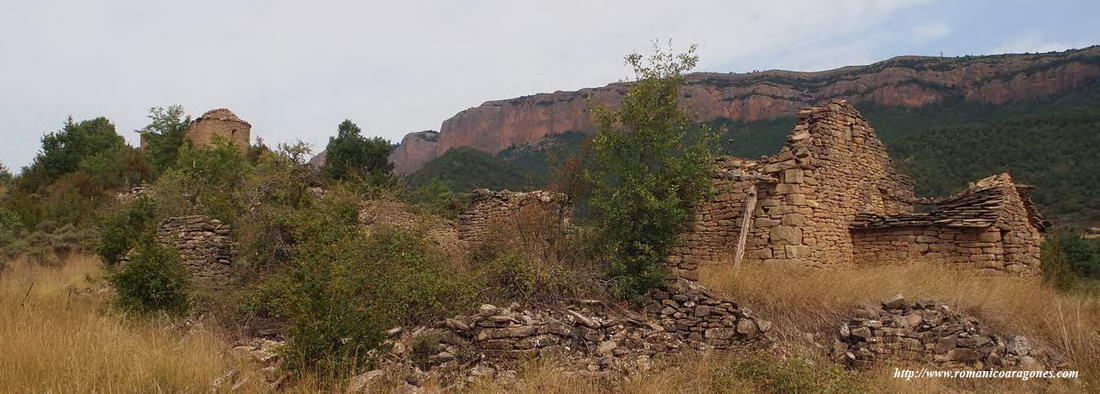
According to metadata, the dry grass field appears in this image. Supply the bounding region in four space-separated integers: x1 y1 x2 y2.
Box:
1 255 1096 393
0 255 263 393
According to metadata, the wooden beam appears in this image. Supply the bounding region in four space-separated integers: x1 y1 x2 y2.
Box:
733 184 758 269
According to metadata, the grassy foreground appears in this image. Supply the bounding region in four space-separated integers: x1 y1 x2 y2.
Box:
0 255 262 393
2 255 1096 393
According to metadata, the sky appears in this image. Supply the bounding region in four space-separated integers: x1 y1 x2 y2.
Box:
1 0 1097 171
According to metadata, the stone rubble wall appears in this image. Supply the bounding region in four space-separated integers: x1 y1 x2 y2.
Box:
156 215 235 289
456 189 569 245
833 295 1050 370
357 279 772 389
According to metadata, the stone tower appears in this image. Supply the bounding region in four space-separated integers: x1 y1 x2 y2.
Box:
185 108 251 153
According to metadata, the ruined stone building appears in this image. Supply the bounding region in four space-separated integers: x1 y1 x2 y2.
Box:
156 215 236 289
457 189 569 244
670 99 1048 279
184 108 251 153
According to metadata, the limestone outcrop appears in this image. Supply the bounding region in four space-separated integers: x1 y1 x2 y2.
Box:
392 46 1100 174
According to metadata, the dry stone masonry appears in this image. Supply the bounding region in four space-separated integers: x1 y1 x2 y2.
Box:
156 215 236 289
833 295 1050 370
671 99 1047 279
457 189 569 245
851 173 1049 274
348 278 770 390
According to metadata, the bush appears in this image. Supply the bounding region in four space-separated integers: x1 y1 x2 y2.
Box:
1 221 94 266
151 141 250 225
1042 231 1100 289
468 206 604 304
408 177 467 219
587 44 717 301
95 198 155 264
247 188 474 374
108 241 189 314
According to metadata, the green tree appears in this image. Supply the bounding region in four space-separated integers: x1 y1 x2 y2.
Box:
25 117 126 189
0 163 12 186
323 120 394 181
587 43 717 300
137 106 191 172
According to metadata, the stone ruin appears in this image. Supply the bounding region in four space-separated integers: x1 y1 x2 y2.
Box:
336 278 773 390
833 295 1050 370
456 189 570 245
155 215 236 289
184 108 251 153
850 173 1049 274
670 99 1048 279
457 100 1049 278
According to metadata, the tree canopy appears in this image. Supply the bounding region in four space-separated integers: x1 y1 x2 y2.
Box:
323 120 394 181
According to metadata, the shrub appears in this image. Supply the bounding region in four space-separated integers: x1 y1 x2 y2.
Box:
108 241 189 314
408 177 467 219
587 43 717 301
468 206 604 304
248 188 474 374
1042 231 1100 289
1 221 94 266
95 198 155 264
151 141 250 225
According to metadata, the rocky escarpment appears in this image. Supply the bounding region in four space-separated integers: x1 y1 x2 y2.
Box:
388 130 440 175
392 46 1100 174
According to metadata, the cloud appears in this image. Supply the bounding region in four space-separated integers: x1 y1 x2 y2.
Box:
0 0 932 169
992 33 1086 54
910 22 950 39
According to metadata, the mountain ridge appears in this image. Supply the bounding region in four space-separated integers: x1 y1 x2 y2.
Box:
390 46 1100 174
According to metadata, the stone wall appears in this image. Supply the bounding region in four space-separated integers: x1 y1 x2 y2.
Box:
851 227 1007 271
671 99 915 277
352 278 771 389
185 108 251 153
156 215 235 289
850 173 1044 275
669 100 1045 278
833 295 1048 370
456 189 569 245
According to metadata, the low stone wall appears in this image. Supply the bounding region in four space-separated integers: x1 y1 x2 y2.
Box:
833 295 1048 370
156 215 235 289
642 278 773 346
354 279 771 389
851 227 1033 274
456 189 568 244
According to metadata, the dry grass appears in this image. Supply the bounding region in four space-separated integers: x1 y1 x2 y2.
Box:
0 255 262 393
2 253 1095 393
699 261 1100 393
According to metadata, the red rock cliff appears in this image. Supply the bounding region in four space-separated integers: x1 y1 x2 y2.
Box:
393 46 1100 174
